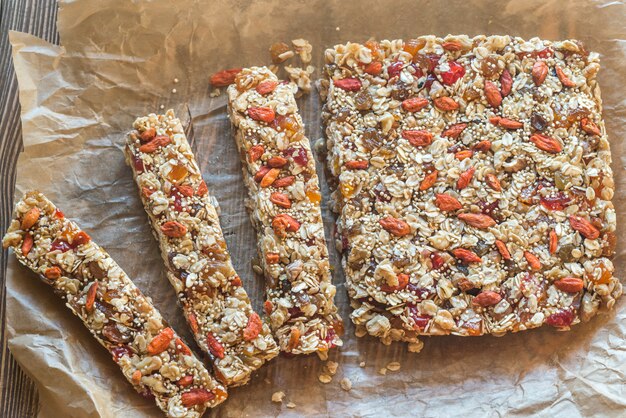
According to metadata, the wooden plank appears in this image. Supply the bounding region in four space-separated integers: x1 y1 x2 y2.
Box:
0 0 60 416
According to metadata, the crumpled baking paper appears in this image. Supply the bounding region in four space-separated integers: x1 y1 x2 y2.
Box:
6 0 626 416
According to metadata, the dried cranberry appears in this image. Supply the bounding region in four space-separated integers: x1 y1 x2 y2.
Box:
139 389 155 401
111 345 133 362
431 252 445 270
324 328 337 348
546 309 575 327
387 61 404 78
406 284 430 300
535 48 553 58
54 208 65 219
284 147 308 166
50 239 72 253
440 61 466 85
171 193 183 212
517 48 553 59
131 154 145 174
480 200 500 218
288 307 303 319
410 64 424 79
407 304 431 330
540 192 571 211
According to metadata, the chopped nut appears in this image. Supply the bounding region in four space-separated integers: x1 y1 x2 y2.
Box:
292 38 313 64
340 377 353 391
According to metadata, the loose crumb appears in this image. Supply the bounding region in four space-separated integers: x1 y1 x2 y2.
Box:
378 368 387 376
340 377 352 391
171 88 177 93
272 391 286 403
209 88 221 98
326 360 338 376
159 104 165 109
408 340 424 353
359 361 366 368
173 78 179 83
386 362 401 372
291 38 313 64
318 374 332 384
317 350 328 361
286 402 296 409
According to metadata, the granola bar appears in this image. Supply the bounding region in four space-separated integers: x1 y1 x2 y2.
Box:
125 110 278 386
321 35 621 344
227 67 343 354
2 191 226 417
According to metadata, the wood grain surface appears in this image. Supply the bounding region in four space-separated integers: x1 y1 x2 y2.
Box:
1 0 59 416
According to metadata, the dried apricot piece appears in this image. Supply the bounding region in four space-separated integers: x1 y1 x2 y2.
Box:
21 207 40 230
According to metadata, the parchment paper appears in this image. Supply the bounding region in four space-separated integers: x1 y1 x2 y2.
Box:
6 0 626 416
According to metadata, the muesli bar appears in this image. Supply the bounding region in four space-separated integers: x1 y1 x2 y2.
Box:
125 110 278 386
321 35 621 345
2 191 226 417
227 67 343 355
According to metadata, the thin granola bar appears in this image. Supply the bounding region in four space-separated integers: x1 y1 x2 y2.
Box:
321 35 621 344
227 67 343 354
125 110 278 386
2 191 226 417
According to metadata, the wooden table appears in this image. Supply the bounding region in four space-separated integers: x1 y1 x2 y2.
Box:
0 1 58 416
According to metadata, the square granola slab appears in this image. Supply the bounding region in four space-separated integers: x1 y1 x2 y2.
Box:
321 35 620 345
